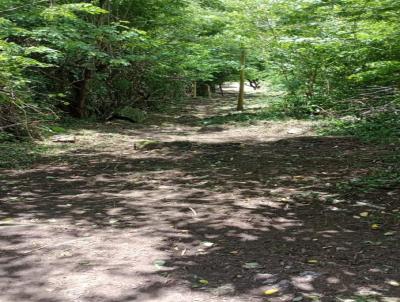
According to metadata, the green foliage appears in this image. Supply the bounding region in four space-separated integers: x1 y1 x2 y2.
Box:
261 0 400 117
349 169 400 192
0 142 53 168
116 107 147 123
44 125 67 134
320 112 400 144
320 111 400 192
0 0 399 147
336 152 400 193
0 0 208 136
41 3 108 20
200 97 294 126
200 94 329 126
0 131 15 143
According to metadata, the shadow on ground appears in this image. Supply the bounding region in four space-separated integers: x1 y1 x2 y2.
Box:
1 131 399 302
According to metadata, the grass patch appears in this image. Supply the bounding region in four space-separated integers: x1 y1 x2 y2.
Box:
319 112 400 193
0 117 95 169
0 142 55 169
200 112 272 125
319 113 400 144
339 169 400 192
0 118 88 169
337 153 400 193
200 97 315 125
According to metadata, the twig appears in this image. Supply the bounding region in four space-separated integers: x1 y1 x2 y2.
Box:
188 207 197 216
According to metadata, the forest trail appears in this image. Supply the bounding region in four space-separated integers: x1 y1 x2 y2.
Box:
0 95 399 302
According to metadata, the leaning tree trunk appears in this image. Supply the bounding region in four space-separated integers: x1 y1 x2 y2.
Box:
237 49 246 111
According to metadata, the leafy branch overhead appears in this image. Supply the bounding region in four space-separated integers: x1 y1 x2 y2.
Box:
0 0 399 139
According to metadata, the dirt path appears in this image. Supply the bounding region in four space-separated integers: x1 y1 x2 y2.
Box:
0 96 399 302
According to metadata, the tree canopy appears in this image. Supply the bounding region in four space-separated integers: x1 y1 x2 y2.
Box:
0 0 399 139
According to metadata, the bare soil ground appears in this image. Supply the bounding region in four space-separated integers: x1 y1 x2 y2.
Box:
0 95 399 302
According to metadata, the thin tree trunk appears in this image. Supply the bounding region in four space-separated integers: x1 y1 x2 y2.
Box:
98 0 111 25
305 69 317 98
219 84 224 96
192 81 197 98
326 79 331 95
237 49 246 111
74 69 91 118
206 84 211 99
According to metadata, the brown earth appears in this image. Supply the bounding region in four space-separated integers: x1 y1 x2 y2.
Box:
0 95 399 302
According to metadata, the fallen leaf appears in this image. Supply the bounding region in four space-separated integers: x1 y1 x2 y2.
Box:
384 231 396 236
243 262 260 269
307 259 319 264
154 260 167 270
1 217 14 223
371 224 380 230
263 288 279 295
202 241 214 247
359 212 369 217
199 279 209 285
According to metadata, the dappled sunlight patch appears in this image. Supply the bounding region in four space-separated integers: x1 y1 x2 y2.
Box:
270 217 302 230
235 233 259 242
1 100 399 301
317 230 339 235
327 276 341 284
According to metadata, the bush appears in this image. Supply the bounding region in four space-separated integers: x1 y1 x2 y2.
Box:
320 112 400 144
116 107 147 123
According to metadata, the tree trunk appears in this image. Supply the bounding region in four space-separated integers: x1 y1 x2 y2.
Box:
98 0 111 25
196 82 211 97
210 84 216 93
73 69 91 118
326 79 331 95
192 81 197 98
237 49 246 111
206 84 212 99
305 69 317 99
